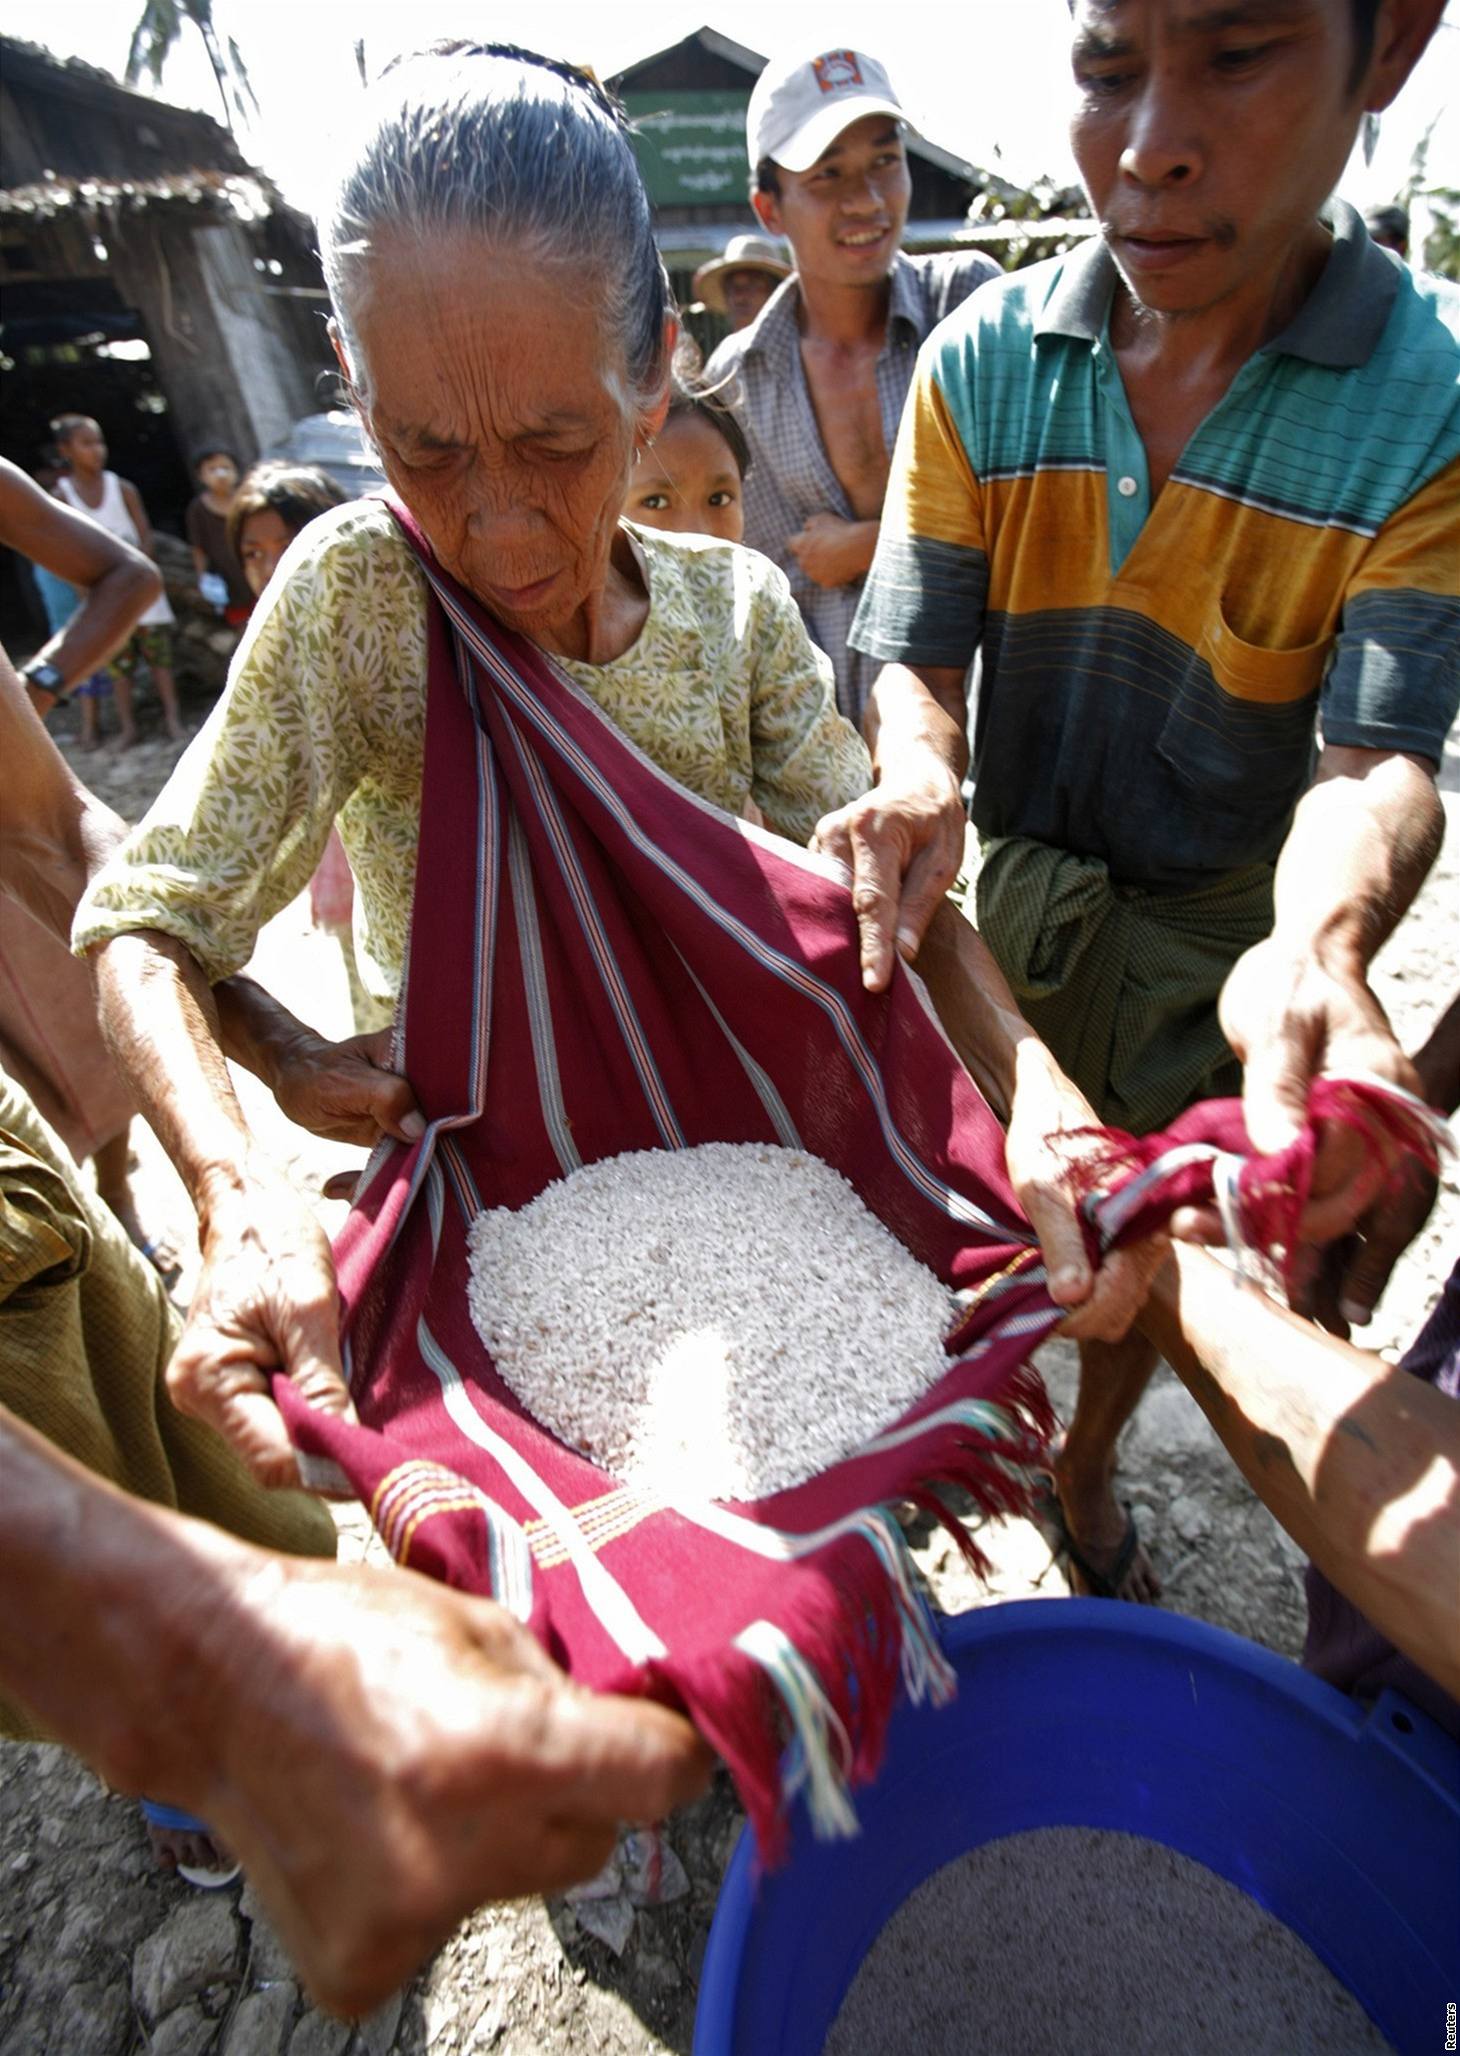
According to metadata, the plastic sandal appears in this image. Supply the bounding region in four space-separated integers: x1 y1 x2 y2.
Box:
140 1798 241 1889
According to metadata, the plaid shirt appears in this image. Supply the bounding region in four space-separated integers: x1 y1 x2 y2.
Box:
707 249 999 724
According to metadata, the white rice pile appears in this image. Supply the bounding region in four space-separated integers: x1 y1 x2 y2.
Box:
822 1827 1394 2055
465 1143 958 1503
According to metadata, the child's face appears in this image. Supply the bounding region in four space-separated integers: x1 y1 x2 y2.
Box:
624 412 743 545
63 420 106 475
198 452 239 497
238 508 295 597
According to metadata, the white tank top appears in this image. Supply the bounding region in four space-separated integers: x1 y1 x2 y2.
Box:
56 471 175 626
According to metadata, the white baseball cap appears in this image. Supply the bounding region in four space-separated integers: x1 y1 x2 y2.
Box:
747 49 911 175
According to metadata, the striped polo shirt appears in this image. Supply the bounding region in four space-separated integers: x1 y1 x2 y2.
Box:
851 202 1460 890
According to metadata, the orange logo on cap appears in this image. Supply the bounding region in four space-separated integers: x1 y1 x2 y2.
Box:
812 51 863 93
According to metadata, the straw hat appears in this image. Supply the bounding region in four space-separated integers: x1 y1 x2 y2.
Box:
692 235 792 314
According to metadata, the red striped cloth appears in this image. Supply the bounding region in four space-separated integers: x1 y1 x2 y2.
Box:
277 502 1445 1855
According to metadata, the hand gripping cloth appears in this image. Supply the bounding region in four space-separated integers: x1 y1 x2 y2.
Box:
276 502 1446 1856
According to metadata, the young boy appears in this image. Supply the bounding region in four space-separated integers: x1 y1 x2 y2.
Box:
185 445 253 626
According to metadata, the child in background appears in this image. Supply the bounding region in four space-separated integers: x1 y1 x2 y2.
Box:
625 381 748 545
185 446 253 626
623 383 764 827
227 460 346 598
50 414 184 747
227 461 374 1024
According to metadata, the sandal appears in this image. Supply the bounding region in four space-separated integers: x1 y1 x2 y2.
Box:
140 1799 241 1889
1027 1470 1144 1601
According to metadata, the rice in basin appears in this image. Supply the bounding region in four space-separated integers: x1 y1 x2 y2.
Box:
465 1143 959 1503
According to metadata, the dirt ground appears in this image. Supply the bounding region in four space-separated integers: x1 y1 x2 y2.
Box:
1 690 1455 2056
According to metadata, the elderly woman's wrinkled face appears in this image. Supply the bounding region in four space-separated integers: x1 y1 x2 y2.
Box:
346 236 650 644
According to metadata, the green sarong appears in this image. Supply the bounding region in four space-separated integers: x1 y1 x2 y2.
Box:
969 836 1275 1135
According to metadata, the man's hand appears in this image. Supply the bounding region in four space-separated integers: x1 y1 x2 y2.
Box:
169 1552 712 2016
908 902 1166 1341
1217 937 1421 1259
1 1410 714 2025
269 1024 425 1148
787 513 879 590
1198 746 1445 1282
812 763 967 992
1288 989 1460 1335
1002 1052 1168 1342
1286 1157 1439 1339
167 1173 354 1490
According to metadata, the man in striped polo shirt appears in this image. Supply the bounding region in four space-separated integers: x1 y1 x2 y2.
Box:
816 0 1457 1600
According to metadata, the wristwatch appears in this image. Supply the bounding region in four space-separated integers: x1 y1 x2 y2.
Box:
20 658 67 701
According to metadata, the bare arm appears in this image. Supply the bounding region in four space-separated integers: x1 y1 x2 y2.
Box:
1141 1244 1460 1706
862 660 970 784
1300 990 1460 1336
0 658 126 940
1414 992 1460 1121
0 457 160 709
118 476 156 557
2 639 412 1166
0 1404 709 2016
95 931 254 1206
820 661 1163 1340
91 928 353 1486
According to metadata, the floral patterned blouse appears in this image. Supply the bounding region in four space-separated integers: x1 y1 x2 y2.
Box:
76 501 871 1026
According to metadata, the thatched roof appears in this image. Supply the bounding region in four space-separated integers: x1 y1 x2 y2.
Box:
0 35 281 221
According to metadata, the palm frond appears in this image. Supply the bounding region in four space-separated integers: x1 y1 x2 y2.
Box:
124 0 183 87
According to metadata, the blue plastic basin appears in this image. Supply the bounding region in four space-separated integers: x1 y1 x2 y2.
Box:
694 1600 1460 2056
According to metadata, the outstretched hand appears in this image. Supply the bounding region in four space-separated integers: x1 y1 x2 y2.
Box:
134 1545 714 2016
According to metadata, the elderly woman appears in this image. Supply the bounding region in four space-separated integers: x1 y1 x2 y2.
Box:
78 44 1148 1497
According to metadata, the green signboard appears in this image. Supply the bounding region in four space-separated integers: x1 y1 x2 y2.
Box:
622 91 750 209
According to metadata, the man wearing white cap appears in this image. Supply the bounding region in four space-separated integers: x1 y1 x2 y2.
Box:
706 48 997 723
693 233 791 331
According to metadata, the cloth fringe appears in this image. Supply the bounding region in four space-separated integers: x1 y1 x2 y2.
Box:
638 1381 1048 1861
1077 1073 1452 1290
